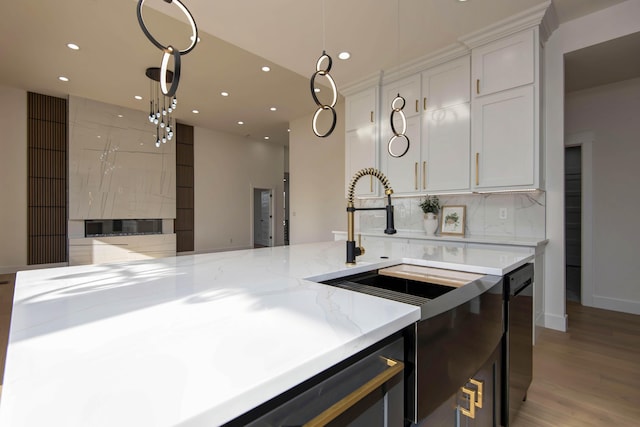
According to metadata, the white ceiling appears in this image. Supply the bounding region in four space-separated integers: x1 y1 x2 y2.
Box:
0 0 630 146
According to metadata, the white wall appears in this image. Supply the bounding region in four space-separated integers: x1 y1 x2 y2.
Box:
565 78 640 315
194 127 285 252
0 86 27 273
544 0 640 328
289 102 346 244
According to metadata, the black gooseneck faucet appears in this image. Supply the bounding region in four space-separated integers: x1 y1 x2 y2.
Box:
346 168 396 265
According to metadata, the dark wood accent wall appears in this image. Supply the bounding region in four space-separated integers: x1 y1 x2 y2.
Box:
175 122 194 252
27 92 67 264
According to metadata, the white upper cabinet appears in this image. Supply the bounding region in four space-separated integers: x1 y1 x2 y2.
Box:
381 115 421 195
422 56 470 111
345 86 379 197
345 86 377 132
471 28 541 191
472 29 534 97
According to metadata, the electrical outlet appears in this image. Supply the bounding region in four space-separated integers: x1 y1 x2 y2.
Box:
499 208 508 220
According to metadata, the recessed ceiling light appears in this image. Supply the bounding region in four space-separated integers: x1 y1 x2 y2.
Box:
66 43 80 50
237 121 244 125
287 128 291 132
338 52 351 60
264 136 270 140
117 114 124 118
134 95 143 100
221 91 229 97
270 107 277 111
192 109 199 114
262 66 271 72
58 76 69 82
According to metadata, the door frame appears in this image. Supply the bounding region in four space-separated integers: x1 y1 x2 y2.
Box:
250 186 274 248
565 131 594 307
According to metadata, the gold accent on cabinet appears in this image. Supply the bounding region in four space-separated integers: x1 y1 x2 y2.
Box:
470 378 483 409
460 387 476 419
415 99 419 113
423 161 426 189
370 111 374 123
476 79 480 95
303 357 404 427
414 162 418 190
370 176 373 193
423 97 427 111
475 153 480 185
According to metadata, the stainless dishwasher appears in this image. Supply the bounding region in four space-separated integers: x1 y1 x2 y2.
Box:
502 263 534 426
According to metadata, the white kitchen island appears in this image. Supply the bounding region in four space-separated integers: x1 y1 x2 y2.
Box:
0 240 533 426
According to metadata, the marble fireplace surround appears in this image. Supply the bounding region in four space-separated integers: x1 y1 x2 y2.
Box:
67 96 177 265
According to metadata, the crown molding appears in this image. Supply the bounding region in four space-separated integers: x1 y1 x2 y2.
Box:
340 70 383 96
539 1 559 45
381 43 470 85
459 1 551 49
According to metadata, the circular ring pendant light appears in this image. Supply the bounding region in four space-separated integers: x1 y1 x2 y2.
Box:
310 51 338 138
388 94 410 157
136 0 198 96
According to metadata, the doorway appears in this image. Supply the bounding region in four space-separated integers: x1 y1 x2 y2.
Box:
564 146 582 303
253 188 273 248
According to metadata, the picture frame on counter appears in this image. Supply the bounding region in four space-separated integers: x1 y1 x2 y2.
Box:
440 205 465 236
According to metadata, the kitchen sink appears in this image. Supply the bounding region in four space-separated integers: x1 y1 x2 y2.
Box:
321 264 482 306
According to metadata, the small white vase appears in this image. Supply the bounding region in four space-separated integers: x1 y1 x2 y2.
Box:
423 213 438 235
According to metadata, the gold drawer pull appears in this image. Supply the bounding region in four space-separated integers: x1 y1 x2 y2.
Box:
370 111 374 123
423 97 427 111
476 79 480 95
475 152 480 185
423 161 426 189
414 162 418 190
415 99 419 113
304 357 404 427
460 386 476 419
370 175 373 193
470 378 483 409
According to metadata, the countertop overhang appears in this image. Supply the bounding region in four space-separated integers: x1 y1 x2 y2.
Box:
0 239 534 426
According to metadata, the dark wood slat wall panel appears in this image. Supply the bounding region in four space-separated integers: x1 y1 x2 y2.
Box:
175 122 194 252
27 92 67 265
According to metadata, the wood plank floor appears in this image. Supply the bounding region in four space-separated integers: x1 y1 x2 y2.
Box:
0 276 638 426
513 301 640 427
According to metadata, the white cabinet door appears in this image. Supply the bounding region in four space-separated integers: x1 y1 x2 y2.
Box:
422 103 471 192
382 115 421 195
345 86 379 197
422 56 470 112
472 29 534 97
346 126 378 197
345 87 377 131
472 85 535 189
383 74 421 119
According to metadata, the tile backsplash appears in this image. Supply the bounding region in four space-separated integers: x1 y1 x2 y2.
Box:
357 192 545 239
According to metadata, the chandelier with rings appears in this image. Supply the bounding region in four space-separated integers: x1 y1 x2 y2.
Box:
136 0 198 146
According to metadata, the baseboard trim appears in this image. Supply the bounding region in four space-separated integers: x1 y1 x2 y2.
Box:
544 312 568 332
592 295 640 315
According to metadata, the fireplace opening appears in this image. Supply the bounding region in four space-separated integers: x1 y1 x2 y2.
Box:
85 219 163 237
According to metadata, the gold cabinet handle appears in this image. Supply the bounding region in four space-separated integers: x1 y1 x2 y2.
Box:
304 357 404 427
414 162 418 190
475 152 480 185
470 378 483 409
476 79 480 95
370 175 373 193
415 99 419 113
460 386 476 419
423 161 426 189
370 111 374 123
423 97 427 111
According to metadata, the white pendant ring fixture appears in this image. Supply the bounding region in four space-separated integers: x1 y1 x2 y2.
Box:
310 51 338 138
388 94 410 157
160 46 181 97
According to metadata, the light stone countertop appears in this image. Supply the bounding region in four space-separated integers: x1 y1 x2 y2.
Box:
0 240 534 426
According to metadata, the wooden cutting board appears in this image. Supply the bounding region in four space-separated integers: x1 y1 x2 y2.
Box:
378 264 483 288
